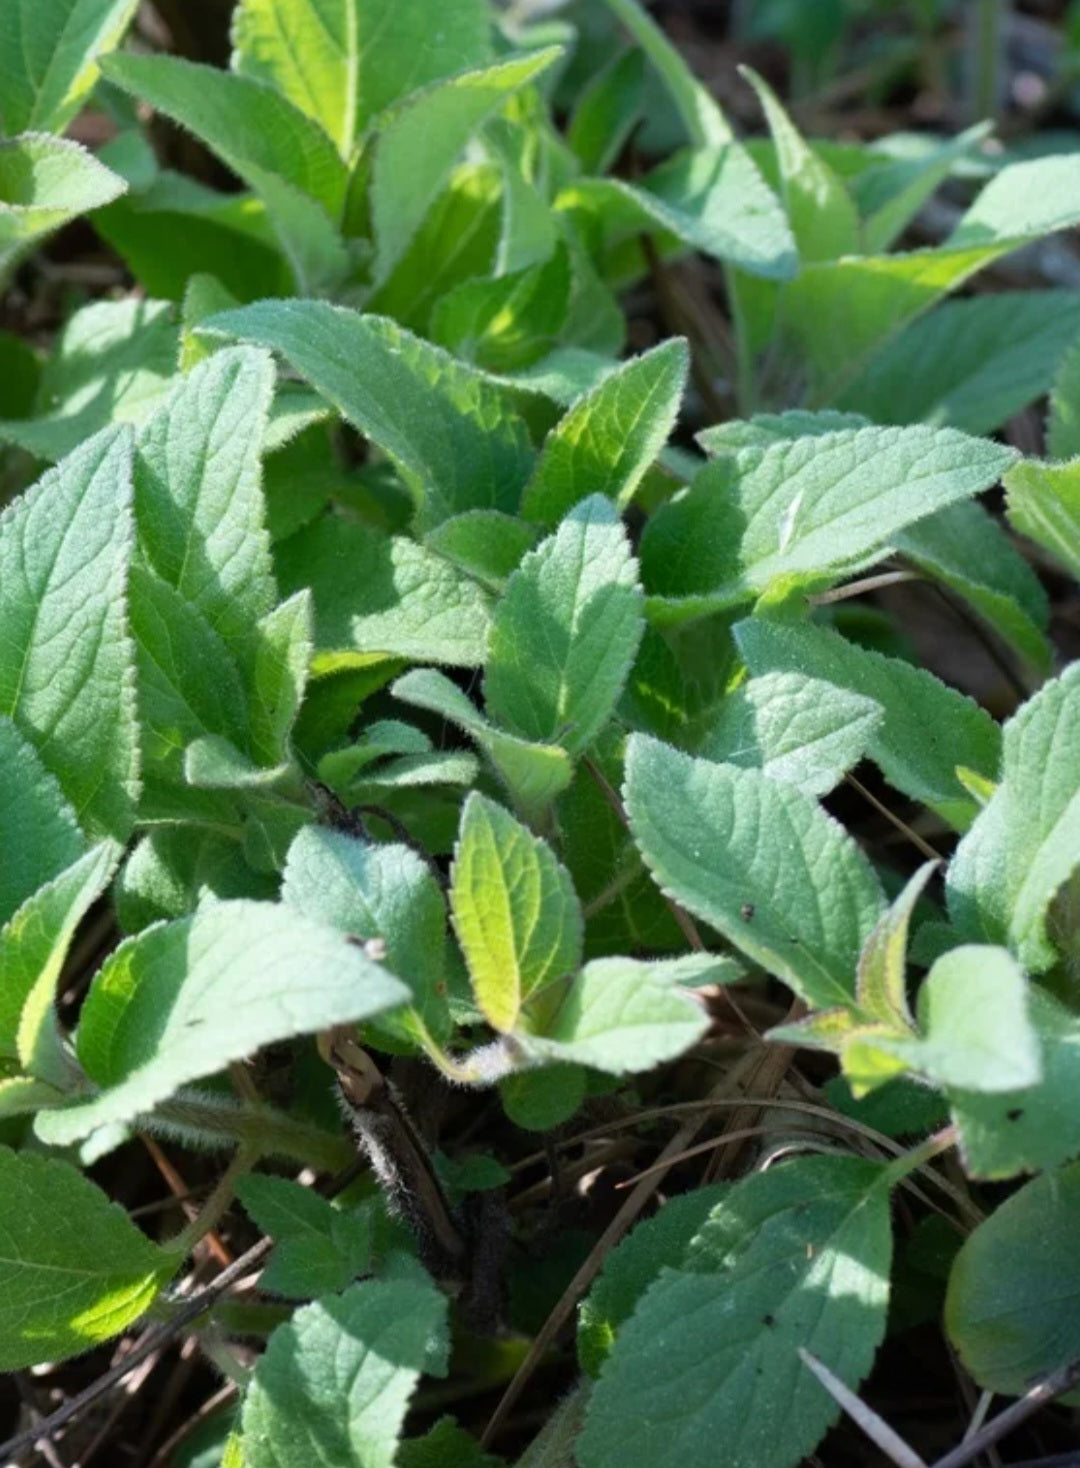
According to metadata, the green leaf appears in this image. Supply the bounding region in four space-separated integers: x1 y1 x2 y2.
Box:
0 0 138 135
520 956 708 1074
234 0 492 151
562 144 797 281
740 67 858 263
0 297 178 462
855 861 936 1030
880 946 1040 1093
398 1419 501 1468
642 424 1015 615
599 0 731 148
896 499 1051 671
206 302 535 531
36 901 410 1145
785 156 1080 401
282 825 449 1041
236 1174 371 1298
136 345 276 647
242 1274 448 1468
101 52 349 291
425 511 538 592
10 843 119 1083
450 792 582 1033
431 244 571 374
1006 457 1080 583
372 49 561 281
0 133 125 280
948 988 1080 1179
578 1184 729 1378
115 827 275 932
736 618 1001 823
852 124 989 255
567 47 645 176
946 1160 1080 1395
0 719 84 933
0 1147 171 1368
500 1062 585 1132
698 671 882 796
248 590 313 766
836 290 1080 436
521 342 689 527
1048 331 1080 459
485 496 644 758
578 1155 892 1468
625 735 885 1009
277 519 491 669
0 426 138 838
392 668 573 814
948 663 1080 971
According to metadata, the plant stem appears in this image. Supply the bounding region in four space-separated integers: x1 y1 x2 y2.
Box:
167 1143 258 1260
969 0 1006 126
884 1124 958 1187
156 1092 352 1174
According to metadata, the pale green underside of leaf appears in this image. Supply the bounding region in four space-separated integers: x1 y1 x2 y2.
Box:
560 140 797 281
948 662 1080 971
485 495 644 757
521 956 708 1074
1006 457 1080 584
36 900 410 1144
450 792 582 1032
0 1146 171 1369
277 518 491 668
521 340 689 526
625 735 885 1008
241 1275 448 1468
0 134 125 276
392 668 573 813
642 423 1015 615
0 426 139 837
698 670 882 796
206 301 535 531
579 1154 891 1468
735 618 1001 821
948 988 1080 1179
0 297 179 462
0 0 139 134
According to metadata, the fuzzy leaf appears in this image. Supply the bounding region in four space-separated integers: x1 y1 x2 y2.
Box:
207 302 534 531
485 496 644 758
521 342 689 527
242 1274 448 1468
947 1161 1080 1395
0 0 139 134
699 671 882 796
578 1155 892 1468
625 735 885 1009
0 426 138 837
0 1148 172 1369
277 519 491 669
36 901 410 1144
520 956 709 1074
736 618 1001 823
0 134 126 278
1006 458 1080 584
642 424 1015 615
450 793 582 1033
948 663 1080 971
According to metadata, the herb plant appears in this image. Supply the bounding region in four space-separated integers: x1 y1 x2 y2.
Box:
3 1 1080 1465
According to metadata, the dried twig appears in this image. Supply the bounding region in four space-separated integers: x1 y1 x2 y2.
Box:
930 1358 1080 1468
798 1348 928 1468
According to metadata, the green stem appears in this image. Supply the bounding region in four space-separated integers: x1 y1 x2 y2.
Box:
156 1091 353 1174
882 1123 958 1188
969 0 1006 126
167 1143 259 1259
